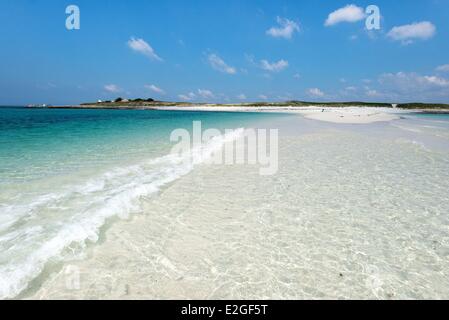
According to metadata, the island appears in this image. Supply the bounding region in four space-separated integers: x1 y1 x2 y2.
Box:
40 97 449 113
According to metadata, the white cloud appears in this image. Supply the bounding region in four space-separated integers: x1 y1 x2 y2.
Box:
325 5 365 26
104 84 122 93
260 59 289 72
374 72 449 100
197 89 215 99
387 21 436 44
127 37 163 61
307 88 325 97
207 54 236 74
178 92 196 101
258 95 268 100
436 64 449 72
237 94 247 100
144 84 165 95
423 76 449 87
380 72 449 89
266 16 300 39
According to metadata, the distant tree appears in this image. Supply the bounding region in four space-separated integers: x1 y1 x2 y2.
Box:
115 97 123 102
133 98 144 102
104 100 111 103
146 98 155 102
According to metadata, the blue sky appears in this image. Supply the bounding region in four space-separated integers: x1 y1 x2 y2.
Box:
0 0 449 105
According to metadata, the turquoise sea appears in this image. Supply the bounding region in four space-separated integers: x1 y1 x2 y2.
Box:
0 107 281 299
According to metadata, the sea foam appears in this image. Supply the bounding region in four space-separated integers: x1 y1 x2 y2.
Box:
0 128 243 299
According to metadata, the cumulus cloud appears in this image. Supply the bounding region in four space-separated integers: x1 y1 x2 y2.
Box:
380 72 449 89
207 54 236 74
422 76 449 86
127 37 163 61
436 64 449 72
325 4 365 26
237 94 247 100
197 89 215 99
307 88 325 97
144 84 165 95
260 59 289 72
104 84 122 93
387 22 436 44
333 72 449 102
374 72 449 100
266 16 300 39
178 92 196 101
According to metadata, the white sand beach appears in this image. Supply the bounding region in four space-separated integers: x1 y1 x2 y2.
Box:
153 106 407 124
299 108 401 124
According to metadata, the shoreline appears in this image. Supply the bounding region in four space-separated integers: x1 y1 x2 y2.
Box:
45 104 421 124
44 104 449 113
24 103 449 125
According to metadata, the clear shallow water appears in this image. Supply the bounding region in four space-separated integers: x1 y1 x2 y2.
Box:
26 112 449 300
0 107 283 299
2 108 449 299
